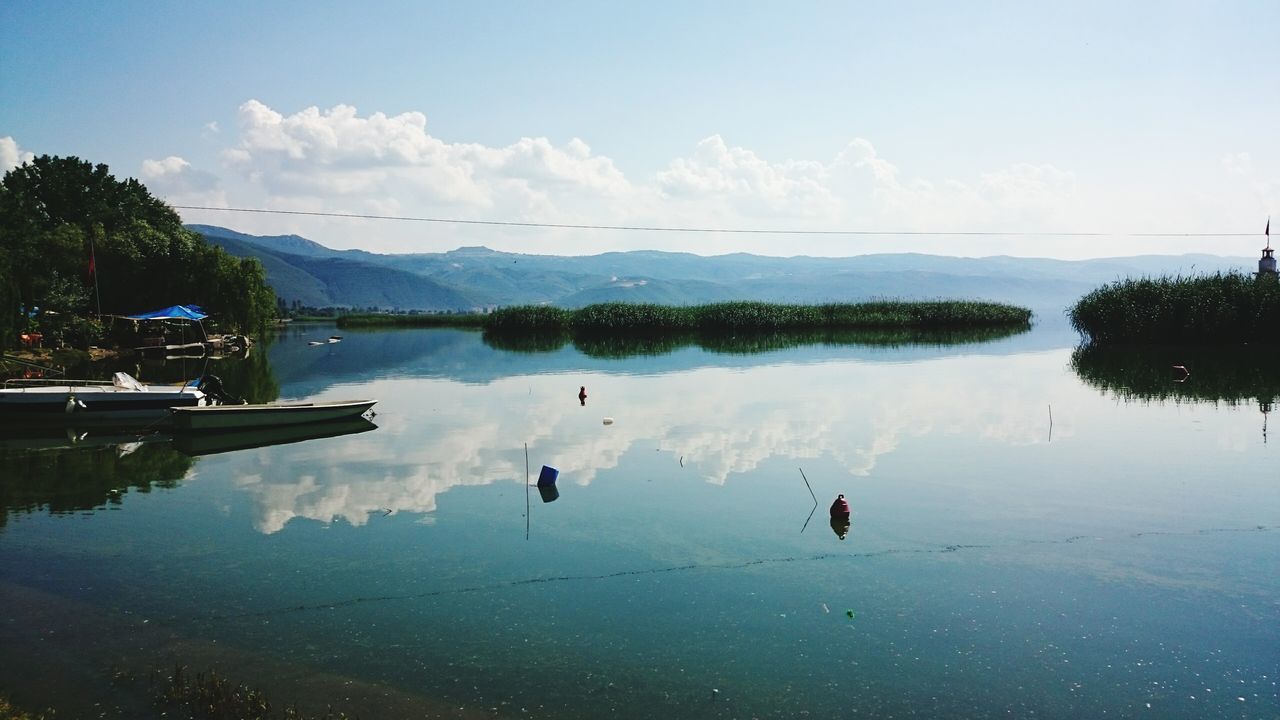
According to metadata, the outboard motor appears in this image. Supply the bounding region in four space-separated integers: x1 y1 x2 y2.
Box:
199 374 245 405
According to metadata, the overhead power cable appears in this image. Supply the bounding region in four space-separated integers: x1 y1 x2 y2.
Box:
171 205 1256 238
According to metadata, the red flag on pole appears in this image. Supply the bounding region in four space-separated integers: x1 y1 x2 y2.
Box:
84 246 96 286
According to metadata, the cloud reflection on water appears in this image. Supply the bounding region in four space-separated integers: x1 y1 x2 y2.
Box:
217 351 1075 534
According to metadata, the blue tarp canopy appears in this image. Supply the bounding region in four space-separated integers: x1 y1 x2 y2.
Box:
125 305 208 321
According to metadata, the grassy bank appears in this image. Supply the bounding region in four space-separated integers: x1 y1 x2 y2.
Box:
1069 273 1280 345
485 300 1032 334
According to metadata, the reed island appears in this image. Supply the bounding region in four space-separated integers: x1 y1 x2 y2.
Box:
1069 272 1280 346
340 300 1034 334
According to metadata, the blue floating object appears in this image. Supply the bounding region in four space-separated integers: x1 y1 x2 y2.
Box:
537 465 559 487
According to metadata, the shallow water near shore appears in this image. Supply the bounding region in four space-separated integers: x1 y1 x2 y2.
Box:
1 322 1277 718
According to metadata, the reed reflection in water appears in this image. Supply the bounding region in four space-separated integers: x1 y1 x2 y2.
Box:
483 324 1031 358
1071 343 1280 405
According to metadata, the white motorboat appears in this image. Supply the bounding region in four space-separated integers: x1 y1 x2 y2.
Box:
0 372 205 422
168 399 376 431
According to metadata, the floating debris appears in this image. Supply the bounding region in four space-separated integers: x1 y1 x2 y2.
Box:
602 417 614 425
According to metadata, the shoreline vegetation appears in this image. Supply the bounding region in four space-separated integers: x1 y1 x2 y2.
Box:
338 300 1034 334
1069 273 1280 345
1 156 275 352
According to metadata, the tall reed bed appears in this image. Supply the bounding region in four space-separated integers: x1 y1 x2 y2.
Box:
486 300 1031 335
1069 273 1280 345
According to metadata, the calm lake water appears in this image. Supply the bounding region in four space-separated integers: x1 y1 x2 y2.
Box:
1 323 1277 719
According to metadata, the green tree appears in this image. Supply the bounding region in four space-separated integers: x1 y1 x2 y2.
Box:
0 155 276 348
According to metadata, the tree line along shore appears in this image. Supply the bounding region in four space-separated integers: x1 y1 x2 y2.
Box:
0 155 275 353
4 155 1276 353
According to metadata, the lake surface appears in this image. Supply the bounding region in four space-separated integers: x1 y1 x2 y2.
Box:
1 323 1277 719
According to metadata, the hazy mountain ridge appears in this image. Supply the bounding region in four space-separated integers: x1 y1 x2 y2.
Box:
189 224 1257 312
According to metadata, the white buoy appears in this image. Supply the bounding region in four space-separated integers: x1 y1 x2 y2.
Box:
602 417 614 425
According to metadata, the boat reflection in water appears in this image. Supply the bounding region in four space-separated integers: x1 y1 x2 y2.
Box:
171 416 376 456
0 417 377 527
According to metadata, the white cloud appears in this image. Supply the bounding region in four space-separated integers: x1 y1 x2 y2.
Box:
140 155 226 207
210 100 640 250
185 99 1275 258
1 136 34 174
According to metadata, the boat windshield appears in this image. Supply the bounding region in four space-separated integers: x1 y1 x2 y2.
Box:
111 372 145 391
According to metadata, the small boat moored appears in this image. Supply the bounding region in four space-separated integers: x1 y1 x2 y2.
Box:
169 399 376 431
0 371 206 423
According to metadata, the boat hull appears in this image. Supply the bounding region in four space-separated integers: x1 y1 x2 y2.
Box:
169 400 376 431
0 385 204 424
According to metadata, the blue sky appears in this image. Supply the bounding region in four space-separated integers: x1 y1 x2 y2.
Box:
2 1 1277 258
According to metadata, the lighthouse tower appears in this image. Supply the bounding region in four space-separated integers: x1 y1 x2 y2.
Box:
1258 247 1276 279
1258 218 1277 280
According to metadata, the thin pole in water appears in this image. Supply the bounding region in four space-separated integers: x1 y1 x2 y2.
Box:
799 467 819 533
799 467 817 504
1048 404 1054 443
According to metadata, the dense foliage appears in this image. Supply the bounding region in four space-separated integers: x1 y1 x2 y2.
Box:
0 156 275 348
1069 273 1280 345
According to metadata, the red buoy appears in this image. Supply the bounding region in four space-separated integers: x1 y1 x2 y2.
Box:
830 494 850 518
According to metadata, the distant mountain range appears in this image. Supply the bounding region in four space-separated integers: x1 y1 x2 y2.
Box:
190 224 1257 314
